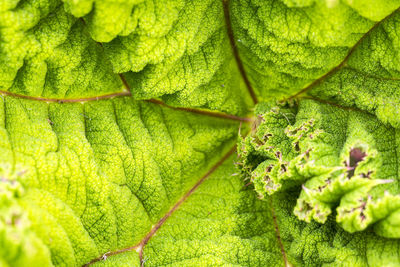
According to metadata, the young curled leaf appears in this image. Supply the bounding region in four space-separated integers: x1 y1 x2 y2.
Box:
238 99 400 238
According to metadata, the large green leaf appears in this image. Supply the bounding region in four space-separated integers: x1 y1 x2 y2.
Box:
2 0 400 266
91 157 284 266
233 0 400 266
0 95 247 266
239 99 400 236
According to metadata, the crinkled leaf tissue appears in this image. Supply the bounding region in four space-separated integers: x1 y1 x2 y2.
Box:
1 0 400 266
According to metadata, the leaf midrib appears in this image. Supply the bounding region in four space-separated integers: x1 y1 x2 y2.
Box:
223 0 258 105
79 0 260 264
0 89 251 123
83 146 237 266
81 1 259 264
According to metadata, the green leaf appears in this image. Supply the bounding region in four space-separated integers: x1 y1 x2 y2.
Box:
238 99 400 236
0 1 124 99
102 157 284 266
273 191 400 266
238 97 400 265
61 0 251 114
231 0 400 126
232 0 400 265
0 95 247 266
1 0 250 114
3 0 400 266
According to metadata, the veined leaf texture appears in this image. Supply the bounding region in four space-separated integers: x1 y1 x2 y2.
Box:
1 0 400 266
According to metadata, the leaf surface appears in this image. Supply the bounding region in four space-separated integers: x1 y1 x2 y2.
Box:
0 95 247 266
2 0 400 266
231 0 400 126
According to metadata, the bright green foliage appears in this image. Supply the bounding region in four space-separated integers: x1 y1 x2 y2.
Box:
232 0 400 265
273 191 400 266
307 8 400 128
238 98 400 265
238 99 400 238
0 0 248 114
0 1 124 99
61 0 248 114
110 0 247 114
143 157 283 266
0 177 52 267
2 0 400 266
230 0 400 106
0 95 244 266
62 0 145 42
